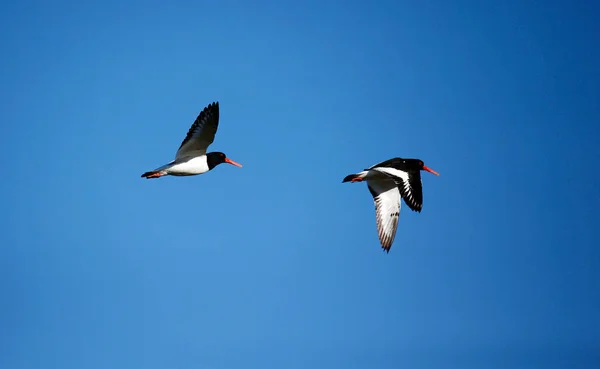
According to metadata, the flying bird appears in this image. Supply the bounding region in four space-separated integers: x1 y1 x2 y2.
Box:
141 102 242 179
342 157 439 252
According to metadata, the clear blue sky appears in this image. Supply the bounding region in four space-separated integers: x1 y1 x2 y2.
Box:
2 0 599 368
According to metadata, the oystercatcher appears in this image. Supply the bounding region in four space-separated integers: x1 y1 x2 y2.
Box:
342 158 439 252
141 102 242 179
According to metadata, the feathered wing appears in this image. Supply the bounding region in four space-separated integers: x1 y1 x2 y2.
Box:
396 170 423 212
175 102 220 159
371 167 423 212
367 178 401 252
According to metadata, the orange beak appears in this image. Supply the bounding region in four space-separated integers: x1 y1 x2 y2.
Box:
423 165 439 176
224 158 243 168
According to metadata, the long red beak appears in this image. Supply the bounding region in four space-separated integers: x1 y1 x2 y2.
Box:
224 158 243 168
423 165 439 176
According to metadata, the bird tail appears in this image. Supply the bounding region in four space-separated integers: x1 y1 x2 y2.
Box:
342 171 368 183
141 170 165 179
141 162 173 179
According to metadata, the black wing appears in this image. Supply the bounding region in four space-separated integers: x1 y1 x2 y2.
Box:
175 102 220 159
396 170 423 212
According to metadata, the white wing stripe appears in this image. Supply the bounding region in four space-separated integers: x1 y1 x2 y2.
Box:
372 167 409 182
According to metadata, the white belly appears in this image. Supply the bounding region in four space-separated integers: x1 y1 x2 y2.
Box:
167 156 209 175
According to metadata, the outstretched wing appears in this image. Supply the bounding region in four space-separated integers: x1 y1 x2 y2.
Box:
395 170 423 212
367 178 401 252
175 102 220 159
371 167 423 213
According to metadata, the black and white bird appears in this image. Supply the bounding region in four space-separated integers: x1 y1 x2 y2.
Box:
342 157 439 252
141 102 242 179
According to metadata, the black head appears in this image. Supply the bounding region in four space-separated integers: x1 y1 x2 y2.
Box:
382 158 439 175
206 152 243 170
405 158 439 176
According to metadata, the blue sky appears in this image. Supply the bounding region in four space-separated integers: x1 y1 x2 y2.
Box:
1 0 599 368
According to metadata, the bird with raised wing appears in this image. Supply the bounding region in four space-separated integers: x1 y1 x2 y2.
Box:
141 102 242 179
342 157 439 252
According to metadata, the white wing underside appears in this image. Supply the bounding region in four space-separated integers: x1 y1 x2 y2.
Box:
367 178 401 251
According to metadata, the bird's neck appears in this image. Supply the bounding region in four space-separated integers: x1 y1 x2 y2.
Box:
206 153 221 170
